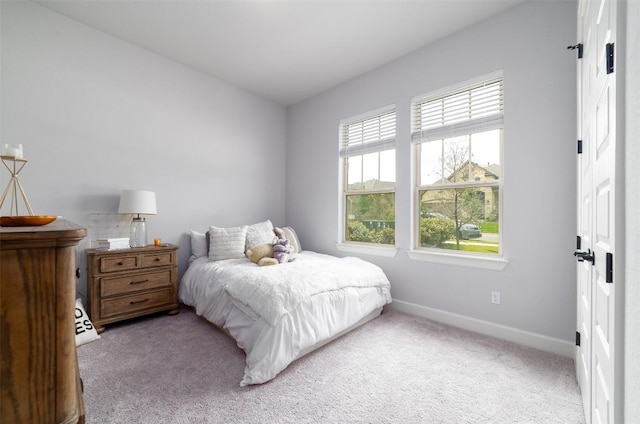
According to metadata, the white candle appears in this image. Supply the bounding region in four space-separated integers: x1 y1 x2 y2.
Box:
2 144 24 158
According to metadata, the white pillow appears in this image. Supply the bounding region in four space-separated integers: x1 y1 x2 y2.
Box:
274 226 302 253
75 298 100 346
245 219 276 251
190 230 208 258
209 225 248 260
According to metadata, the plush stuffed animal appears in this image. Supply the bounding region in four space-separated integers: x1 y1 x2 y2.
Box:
273 238 294 264
246 243 278 266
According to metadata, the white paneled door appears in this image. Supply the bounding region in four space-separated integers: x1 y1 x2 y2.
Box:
575 0 617 423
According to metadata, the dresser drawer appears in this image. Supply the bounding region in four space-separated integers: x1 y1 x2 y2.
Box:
101 289 172 318
100 270 172 297
100 255 138 273
140 252 173 268
86 244 179 332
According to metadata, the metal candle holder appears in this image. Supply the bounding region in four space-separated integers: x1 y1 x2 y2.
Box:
0 155 34 216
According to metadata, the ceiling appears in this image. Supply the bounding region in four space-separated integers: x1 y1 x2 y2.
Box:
37 0 524 106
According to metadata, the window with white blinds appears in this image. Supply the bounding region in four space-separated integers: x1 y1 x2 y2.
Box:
340 107 396 158
413 74 503 257
411 76 504 144
339 105 396 246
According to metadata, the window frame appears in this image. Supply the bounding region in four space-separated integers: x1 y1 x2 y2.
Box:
338 104 398 252
410 72 507 266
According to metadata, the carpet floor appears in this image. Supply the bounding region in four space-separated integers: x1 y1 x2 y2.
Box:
77 306 585 423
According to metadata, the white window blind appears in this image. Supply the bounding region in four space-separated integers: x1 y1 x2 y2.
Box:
340 107 396 158
411 76 503 143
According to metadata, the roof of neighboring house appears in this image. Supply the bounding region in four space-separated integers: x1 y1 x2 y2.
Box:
447 160 500 182
348 179 395 191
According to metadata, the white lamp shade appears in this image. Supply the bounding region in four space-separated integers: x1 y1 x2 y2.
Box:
118 190 157 215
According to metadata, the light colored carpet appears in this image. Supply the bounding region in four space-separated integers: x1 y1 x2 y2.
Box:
77 306 585 423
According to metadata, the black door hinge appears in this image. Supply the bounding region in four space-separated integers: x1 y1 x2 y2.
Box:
567 43 583 59
606 43 614 74
577 140 583 154
576 331 581 346
577 236 581 250
606 252 613 283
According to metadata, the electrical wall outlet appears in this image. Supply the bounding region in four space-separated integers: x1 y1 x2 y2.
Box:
491 291 501 304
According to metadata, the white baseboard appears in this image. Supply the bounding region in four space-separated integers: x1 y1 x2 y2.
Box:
388 299 575 358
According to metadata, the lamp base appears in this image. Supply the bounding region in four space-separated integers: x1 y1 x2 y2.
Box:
130 217 147 247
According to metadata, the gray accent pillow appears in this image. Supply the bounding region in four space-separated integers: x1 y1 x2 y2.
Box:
274 226 301 253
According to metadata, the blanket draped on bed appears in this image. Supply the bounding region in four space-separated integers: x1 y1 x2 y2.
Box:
221 252 391 326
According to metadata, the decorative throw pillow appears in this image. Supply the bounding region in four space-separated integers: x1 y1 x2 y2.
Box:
75 298 100 346
245 219 276 251
190 230 208 258
209 225 248 260
274 226 302 253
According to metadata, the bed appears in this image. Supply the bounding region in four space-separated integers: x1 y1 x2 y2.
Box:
179 222 392 386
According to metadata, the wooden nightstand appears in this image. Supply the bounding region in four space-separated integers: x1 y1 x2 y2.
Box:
86 244 179 333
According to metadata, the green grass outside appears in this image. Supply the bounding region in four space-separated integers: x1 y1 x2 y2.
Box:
479 222 499 233
439 241 499 254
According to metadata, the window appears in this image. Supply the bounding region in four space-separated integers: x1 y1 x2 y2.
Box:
340 106 396 246
412 74 503 256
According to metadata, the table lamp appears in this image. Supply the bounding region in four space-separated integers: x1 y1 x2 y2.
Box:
118 190 157 247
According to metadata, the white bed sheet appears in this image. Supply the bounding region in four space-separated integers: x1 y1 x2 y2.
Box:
179 251 392 386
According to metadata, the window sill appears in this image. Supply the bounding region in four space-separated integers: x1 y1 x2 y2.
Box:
335 243 398 258
406 249 508 271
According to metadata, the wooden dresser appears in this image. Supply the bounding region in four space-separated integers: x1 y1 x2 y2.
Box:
0 219 86 424
86 244 179 333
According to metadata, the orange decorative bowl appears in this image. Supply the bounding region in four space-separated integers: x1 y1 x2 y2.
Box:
0 215 57 227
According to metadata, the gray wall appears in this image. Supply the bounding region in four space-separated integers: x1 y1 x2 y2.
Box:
2 0 583 345
1 1 287 296
286 1 578 341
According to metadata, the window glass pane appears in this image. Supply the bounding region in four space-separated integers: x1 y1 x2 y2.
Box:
347 155 363 187
419 188 499 254
420 130 501 186
362 152 379 183
420 140 442 185
470 129 501 181
345 193 395 245
443 135 470 183
421 136 472 186
379 149 396 184
348 151 396 190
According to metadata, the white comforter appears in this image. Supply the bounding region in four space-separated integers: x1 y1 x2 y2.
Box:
179 251 392 386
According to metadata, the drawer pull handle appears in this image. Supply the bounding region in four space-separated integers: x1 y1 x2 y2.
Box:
154 258 160 262
130 298 149 305
117 261 124 266
129 279 149 285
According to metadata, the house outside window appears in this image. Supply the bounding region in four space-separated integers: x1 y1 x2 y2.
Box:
340 105 396 246
412 73 503 256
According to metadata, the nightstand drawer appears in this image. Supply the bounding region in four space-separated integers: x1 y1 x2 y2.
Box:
101 270 172 297
101 289 172 318
86 244 179 332
140 252 173 268
100 255 138 273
